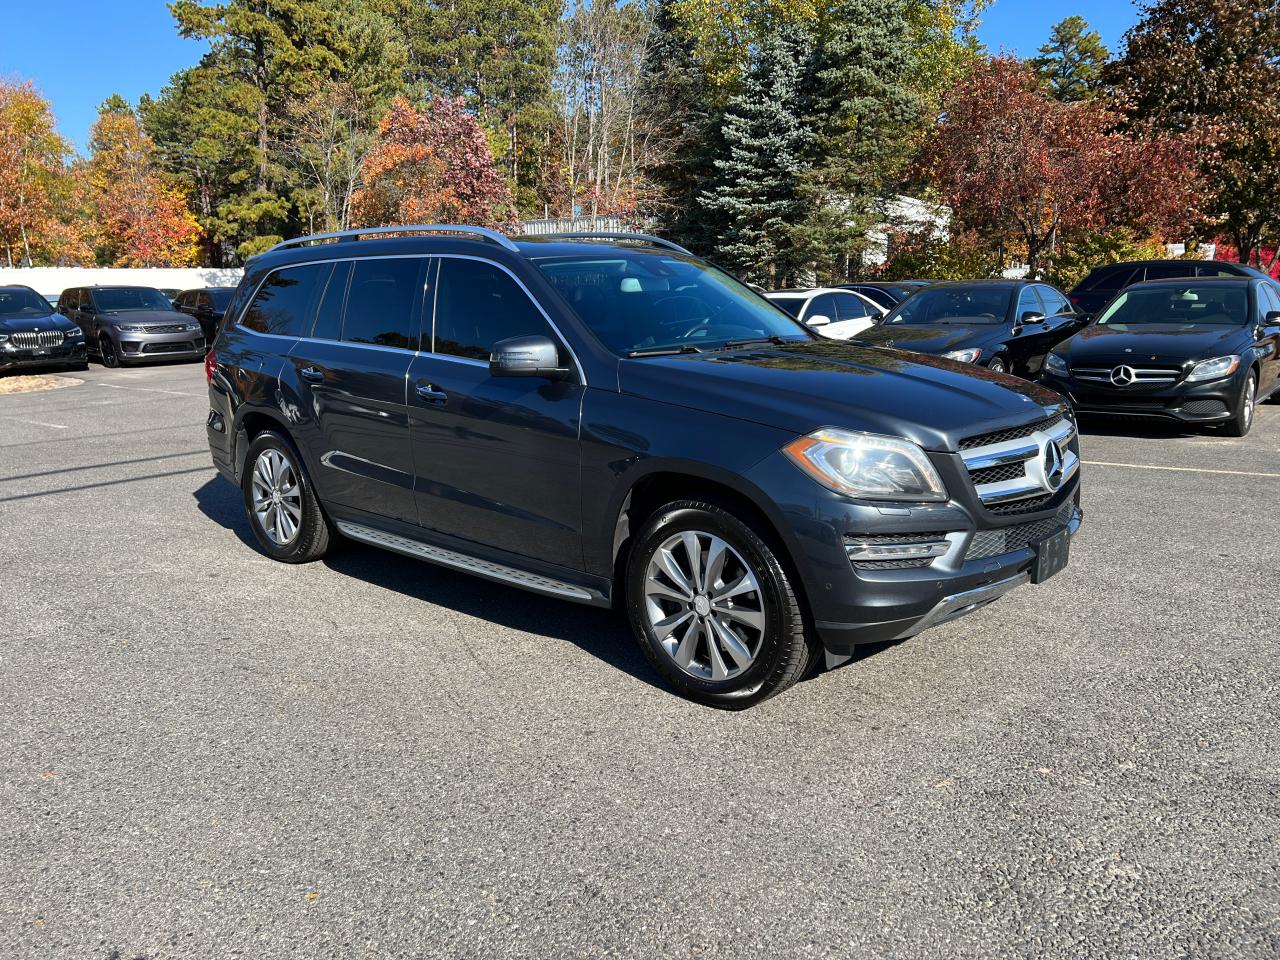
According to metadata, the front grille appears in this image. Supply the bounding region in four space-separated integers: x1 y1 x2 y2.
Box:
969 462 1027 486
9 330 66 349
965 500 1076 561
1070 365 1181 385
959 413 1065 451
144 324 189 334
987 493 1058 516
1181 399 1229 416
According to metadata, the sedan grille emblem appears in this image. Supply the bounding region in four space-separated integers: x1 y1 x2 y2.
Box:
1110 364 1137 386
1043 442 1065 491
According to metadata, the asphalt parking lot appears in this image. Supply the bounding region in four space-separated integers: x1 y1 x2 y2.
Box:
1 361 1278 959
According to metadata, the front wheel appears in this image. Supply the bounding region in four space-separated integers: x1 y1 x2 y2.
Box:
987 356 1008 374
98 335 120 368
242 431 334 562
1222 372 1257 437
626 500 818 709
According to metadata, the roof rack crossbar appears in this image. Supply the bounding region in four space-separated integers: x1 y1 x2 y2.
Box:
541 231 693 257
270 224 520 253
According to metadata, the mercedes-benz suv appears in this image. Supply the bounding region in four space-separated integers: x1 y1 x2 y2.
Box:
205 227 1084 708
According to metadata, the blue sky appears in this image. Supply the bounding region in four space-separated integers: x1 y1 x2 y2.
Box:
0 0 1143 156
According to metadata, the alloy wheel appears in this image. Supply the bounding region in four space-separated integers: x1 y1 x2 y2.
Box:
250 448 303 546
100 336 118 368
643 530 766 682
1243 375 1256 430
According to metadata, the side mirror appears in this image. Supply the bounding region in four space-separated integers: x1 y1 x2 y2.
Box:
806 314 833 327
490 335 570 380
1020 311 1045 324
1266 310 1280 324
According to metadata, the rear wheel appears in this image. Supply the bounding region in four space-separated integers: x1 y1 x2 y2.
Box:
242 431 334 563
1223 371 1257 437
626 500 818 709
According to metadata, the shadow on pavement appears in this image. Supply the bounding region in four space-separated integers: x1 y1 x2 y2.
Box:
1074 413 1206 440
193 476 663 692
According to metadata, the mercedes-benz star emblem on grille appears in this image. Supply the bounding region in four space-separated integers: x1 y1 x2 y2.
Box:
1042 442 1065 491
1110 364 1137 386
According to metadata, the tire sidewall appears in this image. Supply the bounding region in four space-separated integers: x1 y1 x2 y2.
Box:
626 503 795 704
988 356 1008 374
242 431 320 561
1227 371 1256 437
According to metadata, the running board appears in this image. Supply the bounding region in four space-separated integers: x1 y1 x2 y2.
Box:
334 520 601 603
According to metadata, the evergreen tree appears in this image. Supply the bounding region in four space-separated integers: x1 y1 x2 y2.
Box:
1030 16 1109 102
802 0 920 281
699 22 817 286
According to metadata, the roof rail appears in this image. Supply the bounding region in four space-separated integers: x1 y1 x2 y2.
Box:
269 224 520 253
540 231 693 257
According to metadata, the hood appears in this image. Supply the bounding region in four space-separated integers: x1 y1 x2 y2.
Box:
0 312 76 334
853 323 1007 355
618 339 1064 452
100 309 191 324
1056 322 1251 365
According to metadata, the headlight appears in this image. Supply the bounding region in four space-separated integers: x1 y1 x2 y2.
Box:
783 429 948 501
63 327 83 339
1044 353 1068 375
113 322 147 333
0 334 8 344
941 347 982 363
1186 355 1240 382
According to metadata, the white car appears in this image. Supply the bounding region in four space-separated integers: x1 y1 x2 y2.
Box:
765 287 885 340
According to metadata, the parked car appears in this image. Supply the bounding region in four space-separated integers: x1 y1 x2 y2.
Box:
207 226 1082 708
853 280 1087 378
1041 276 1280 437
0 285 87 373
765 287 885 339
1068 259 1271 316
56 286 207 368
836 281 931 310
174 287 236 339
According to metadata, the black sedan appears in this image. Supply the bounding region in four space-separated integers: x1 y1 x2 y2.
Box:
853 280 1086 378
0 285 87 373
836 281 931 310
1041 277 1280 437
174 287 236 339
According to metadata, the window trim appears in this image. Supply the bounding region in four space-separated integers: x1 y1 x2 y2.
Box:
231 252 586 384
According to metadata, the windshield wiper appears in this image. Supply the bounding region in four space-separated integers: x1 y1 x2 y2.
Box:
713 335 795 350
625 343 704 358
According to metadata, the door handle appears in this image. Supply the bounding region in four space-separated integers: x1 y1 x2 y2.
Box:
300 366 325 383
416 383 448 403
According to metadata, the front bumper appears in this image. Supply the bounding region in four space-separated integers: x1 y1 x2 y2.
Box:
0 339 88 369
114 330 206 362
1040 369 1243 422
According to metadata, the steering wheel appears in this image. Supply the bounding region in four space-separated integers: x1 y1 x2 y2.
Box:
653 295 716 340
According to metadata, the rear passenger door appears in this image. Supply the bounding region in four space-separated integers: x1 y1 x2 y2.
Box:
285 257 427 525
407 255 585 569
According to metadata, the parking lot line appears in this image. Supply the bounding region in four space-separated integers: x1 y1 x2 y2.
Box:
97 382 204 398
1083 459 1280 479
0 414 69 429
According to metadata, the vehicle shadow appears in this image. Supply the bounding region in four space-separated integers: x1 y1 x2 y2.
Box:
192 476 661 691
1074 414 1206 440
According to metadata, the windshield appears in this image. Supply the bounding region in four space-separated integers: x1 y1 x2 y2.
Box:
93 287 173 312
886 286 1012 326
535 253 810 355
0 288 53 320
1095 285 1249 326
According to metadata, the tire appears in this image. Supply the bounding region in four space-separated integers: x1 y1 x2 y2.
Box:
987 356 1008 374
625 500 819 709
241 430 334 563
98 335 120 369
1223 371 1257 438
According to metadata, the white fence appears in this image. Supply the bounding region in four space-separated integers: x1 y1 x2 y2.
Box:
519 216 644 236
0 267 244 298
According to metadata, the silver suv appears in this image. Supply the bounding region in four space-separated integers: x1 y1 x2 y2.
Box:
57 286 206 368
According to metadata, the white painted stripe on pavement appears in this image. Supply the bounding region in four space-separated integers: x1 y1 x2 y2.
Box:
1083 460 1280 479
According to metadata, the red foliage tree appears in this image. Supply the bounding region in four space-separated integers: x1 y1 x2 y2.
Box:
916 57 1202 276
352 97 516 230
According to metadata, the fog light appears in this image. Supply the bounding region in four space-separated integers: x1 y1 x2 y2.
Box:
845 540 950 562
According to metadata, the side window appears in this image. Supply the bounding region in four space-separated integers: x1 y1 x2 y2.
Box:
341 257 425 350
240 263 328 337
1016 286 1044 319
805 293 837 322
1089 266 1136 291
832 293 872 321
312 263 348 340
1197 264 1238 278
433 258 552 360
1145 262 1196 281
1037 286 1071 316
197 293 212 311
1258 283 1280 317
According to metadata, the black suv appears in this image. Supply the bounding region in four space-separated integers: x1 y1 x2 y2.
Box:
1068 259 1271 315
206 227 1084 707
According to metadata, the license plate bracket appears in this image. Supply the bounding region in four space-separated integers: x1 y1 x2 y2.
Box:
1033 529 1070 584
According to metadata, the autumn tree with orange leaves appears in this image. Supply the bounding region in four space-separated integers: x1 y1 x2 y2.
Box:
0 81 79 266
86 97 202 267
352 97 516 231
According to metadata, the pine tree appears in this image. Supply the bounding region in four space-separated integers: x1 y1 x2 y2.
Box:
1030 16 1110 102
699 22 817 286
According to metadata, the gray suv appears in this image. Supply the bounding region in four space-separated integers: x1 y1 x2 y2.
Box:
58 286 206 368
